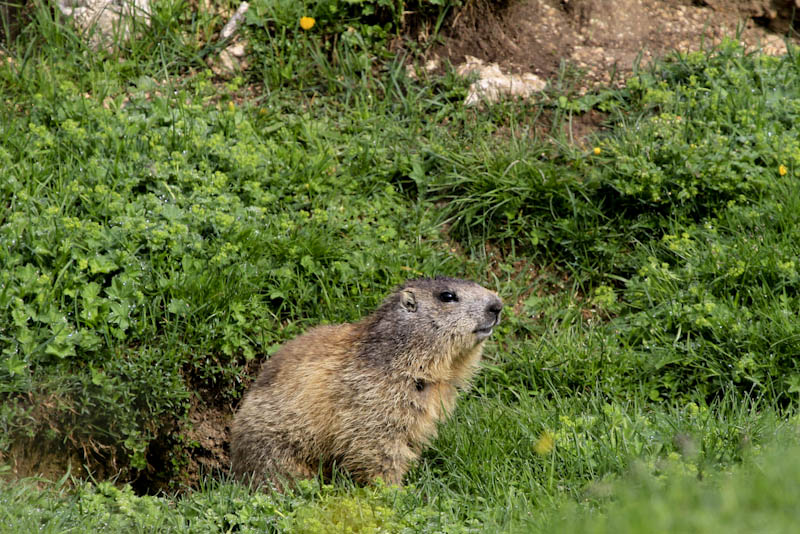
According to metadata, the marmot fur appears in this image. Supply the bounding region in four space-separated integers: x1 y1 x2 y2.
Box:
230 277 503 486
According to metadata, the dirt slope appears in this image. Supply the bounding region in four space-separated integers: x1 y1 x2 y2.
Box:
435 0 797 88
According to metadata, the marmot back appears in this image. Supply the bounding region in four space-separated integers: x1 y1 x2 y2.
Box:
230 277 503 487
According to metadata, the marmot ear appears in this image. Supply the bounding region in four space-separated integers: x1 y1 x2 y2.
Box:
400 290 417 312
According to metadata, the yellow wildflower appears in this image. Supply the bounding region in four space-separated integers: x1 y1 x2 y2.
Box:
779 164 788 176
533 431 555 455
300 16 315 30
593 147 602 155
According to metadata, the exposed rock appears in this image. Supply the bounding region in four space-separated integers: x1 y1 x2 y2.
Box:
701 0 800 33
58 0 150 51
219 1 249 42
211 41 249 77
456 55 546 106
437 0 797 92
208 2 250 78
405 55 441 80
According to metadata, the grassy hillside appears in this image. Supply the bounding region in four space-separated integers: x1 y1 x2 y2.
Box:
1 0 799 531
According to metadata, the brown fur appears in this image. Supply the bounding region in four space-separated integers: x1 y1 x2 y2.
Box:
230 277 503 487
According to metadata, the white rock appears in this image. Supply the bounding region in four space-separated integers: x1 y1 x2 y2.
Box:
58 0 151 50
405 55 440 80
219 2 249 41
456 55 546 106
209 41 249 77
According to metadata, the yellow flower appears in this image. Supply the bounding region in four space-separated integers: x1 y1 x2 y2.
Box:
779 164 788 176
533 431 555 455
300 16 315 30
593 147 602 155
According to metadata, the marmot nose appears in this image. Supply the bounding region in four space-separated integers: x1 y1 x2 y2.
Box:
486 298 503 321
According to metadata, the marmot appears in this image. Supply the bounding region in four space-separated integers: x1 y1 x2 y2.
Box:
230 277 503 487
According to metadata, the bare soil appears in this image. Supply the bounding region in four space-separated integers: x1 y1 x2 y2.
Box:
434 0 798 89
183 403 232 486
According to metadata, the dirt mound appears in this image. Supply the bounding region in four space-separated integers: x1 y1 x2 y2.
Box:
183 404 232 486
436 0 797 89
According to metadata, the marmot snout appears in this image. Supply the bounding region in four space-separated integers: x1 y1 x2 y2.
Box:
230 277 502 487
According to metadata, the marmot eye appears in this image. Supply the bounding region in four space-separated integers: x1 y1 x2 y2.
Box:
438 291 458 303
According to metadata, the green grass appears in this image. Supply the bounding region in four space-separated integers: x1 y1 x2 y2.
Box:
1 0 799 531
1 418 798 532
543 431 800 534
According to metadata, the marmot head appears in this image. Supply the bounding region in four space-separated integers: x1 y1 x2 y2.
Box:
364 277 503 377
394 277 502 342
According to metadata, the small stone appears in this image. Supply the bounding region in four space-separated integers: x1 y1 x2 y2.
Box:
456 56 546 106
58 0 151 51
